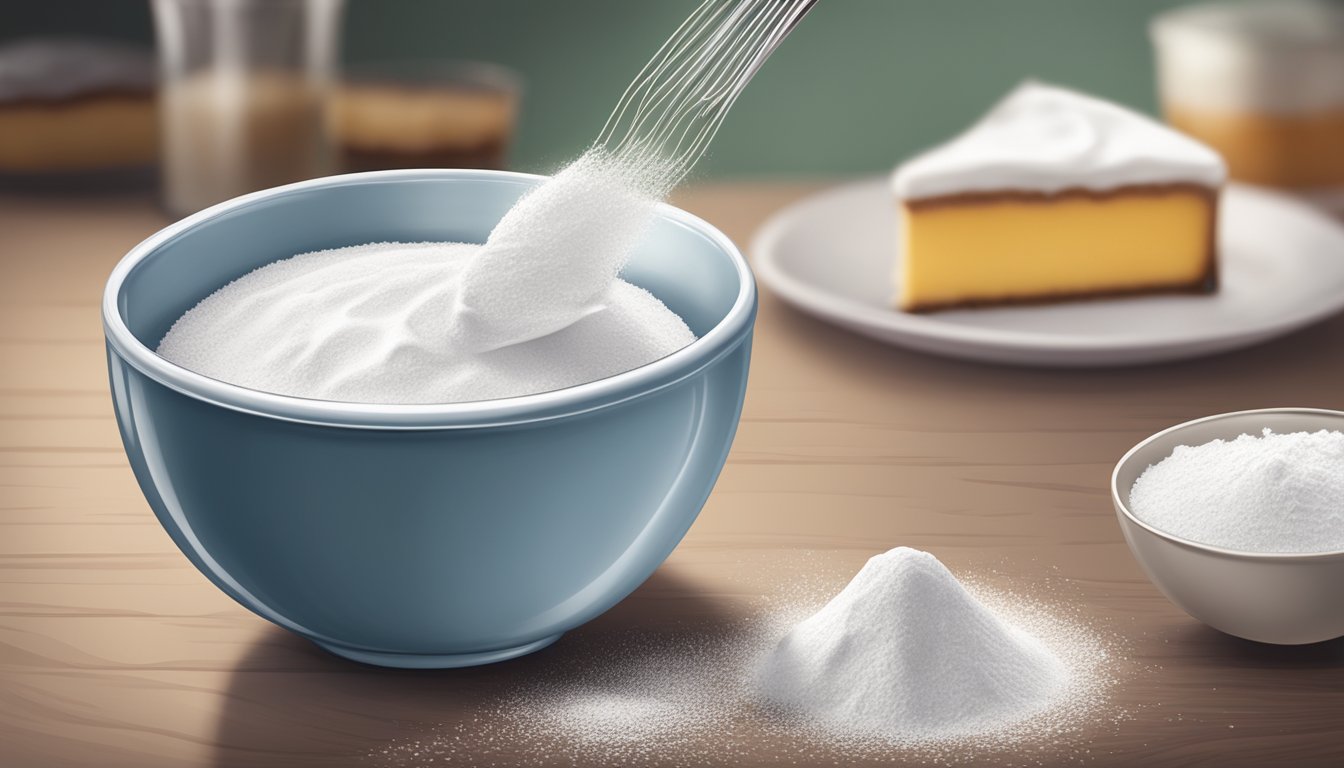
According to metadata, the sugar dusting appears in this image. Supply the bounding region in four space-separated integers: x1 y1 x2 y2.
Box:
1129 428 1344 554
157 149 693 405
369 552 1126 767
450 149 679 352
156 244 695 404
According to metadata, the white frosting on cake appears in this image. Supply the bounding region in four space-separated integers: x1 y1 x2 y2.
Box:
1152 0 1344 114
891 81 1226 201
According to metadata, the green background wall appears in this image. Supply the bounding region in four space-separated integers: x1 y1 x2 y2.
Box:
5 0 1201 178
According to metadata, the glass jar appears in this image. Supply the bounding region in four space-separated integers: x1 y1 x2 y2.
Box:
1152 0 1344 215
152 0 344 217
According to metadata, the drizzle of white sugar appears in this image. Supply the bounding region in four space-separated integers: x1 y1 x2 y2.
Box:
758 547 1068 745
1129 428 1344 554
157 151 694 404
450 149 677 352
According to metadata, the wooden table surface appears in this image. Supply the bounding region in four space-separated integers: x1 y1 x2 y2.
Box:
2 183 1343 768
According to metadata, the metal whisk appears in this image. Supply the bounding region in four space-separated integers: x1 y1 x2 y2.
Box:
594 0 819 181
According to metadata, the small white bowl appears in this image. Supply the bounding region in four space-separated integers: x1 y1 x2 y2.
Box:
1112 408 1344 645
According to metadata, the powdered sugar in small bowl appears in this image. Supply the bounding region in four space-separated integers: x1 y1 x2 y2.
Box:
1111 408 1344 645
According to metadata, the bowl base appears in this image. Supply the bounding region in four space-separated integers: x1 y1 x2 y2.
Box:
314 633 563 669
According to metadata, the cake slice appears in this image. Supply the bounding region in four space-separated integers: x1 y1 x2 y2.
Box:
892 81 1226 312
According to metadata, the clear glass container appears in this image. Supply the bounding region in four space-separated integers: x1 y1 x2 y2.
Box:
1152 0 1344 214
152 0 344 217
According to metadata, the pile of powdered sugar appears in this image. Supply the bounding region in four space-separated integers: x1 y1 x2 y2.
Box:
157 149 693 404
758 547 1070 746
1129 428 1344 554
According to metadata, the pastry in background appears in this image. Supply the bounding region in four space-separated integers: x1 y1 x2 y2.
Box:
331 62 520 173
891 81 1225 313
0 39 156 174
1152 0 1344 212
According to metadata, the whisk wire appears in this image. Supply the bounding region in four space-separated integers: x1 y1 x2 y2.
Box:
594 0 818 182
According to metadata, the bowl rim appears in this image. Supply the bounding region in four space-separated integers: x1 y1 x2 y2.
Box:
1111 406 1344 561
102 168 757 430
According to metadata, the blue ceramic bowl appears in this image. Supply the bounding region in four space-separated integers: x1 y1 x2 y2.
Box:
102 169 755 668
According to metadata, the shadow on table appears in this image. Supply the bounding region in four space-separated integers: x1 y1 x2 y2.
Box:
1172 623 1344 668
209 568 739 768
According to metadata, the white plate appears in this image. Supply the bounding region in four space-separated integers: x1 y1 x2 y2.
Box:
752 179 1344 366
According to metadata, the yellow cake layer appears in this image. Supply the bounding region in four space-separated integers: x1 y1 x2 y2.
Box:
332 85 514 152
898 190 1215 312
1165 105 1344 189
0 97 157 172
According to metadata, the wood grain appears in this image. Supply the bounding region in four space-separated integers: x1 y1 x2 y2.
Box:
2 183 1343 767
